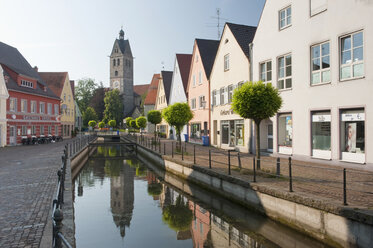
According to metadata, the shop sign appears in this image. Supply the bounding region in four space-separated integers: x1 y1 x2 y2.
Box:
341 113 365 121
220 109 234 116
23 115 39 120
41 116 51 121
312 114 331 122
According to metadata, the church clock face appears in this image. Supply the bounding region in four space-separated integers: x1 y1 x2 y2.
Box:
114 81 120 89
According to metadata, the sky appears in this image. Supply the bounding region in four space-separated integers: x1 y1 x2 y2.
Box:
0 0 265 87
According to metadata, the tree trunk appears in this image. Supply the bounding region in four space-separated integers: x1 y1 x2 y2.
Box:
255 120 261 170
176 127 182 152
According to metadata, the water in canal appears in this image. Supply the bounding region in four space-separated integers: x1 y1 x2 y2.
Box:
73 145 331 248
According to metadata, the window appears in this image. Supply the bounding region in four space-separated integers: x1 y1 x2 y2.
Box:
278 113 293 154
235 120 244 146
31 101 37 113
21 80 33 88
260 61 272 83
224 54 230 71
22 126 27 136
113 59 116 66
115 71 118 76
191 123 201 139
21 99 27 113
198 71 202 84
228 85 234 103
340 31 364 80
117 58 120 66
237 81 244 88
277 54 292 89
55 125 59 136
193 75 196 87
54 104 59 115
31 126 36 135
48 126 52 135
199 95 205 108
191 98 196 109
310 0 327 16
40 102 45 114
312 111 331 159
311 42 330 84
10 98 17 112
40 126 44 135
279 6 291 29
47 103 52 115
212 90 217 106
220 87 225 105
340 109 365 163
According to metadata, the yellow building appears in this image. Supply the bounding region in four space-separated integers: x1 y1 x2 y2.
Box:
39 72 75 138
155 71 173 138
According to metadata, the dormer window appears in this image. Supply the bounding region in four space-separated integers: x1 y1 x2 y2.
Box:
21 80 33 88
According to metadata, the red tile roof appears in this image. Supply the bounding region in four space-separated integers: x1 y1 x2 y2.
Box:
144 73 161 105
134 84 150 96
38 72 68 97
176 54 192 93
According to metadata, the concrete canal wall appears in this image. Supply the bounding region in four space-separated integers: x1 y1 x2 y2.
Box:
127 137 373 248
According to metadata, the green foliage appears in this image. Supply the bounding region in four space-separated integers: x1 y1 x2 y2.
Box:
103 89 124 125
108 120 117 128
88 120 97 128
129 120 138 129
147 182 163 196
162 195 193 231
104 159 122 177
75 78 97 114
136 116 147 129
89 84 106 120
125 117 133 129
147 110 162 125
232 81 282 123
83 107 98 127
98 121 105 128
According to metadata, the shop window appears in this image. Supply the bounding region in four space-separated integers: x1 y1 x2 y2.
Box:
311 41 330 85
48 126 52 135
221 121 229 144
21 126 27 136
191 123 201 139
278 113 293 154
340 31 364 80
277 54 292 89
340 109 365 163
279 6 291 30
235 120 244 146
40 126 44 135
312 111 331 159
260 60 272 83
31 126 36 135
55 125 59 136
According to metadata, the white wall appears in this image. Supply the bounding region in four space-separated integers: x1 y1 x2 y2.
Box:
252 0 373 166
0 65 9 147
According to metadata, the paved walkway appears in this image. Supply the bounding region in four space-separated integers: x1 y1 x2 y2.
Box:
130 134 373 211
0 141 69 248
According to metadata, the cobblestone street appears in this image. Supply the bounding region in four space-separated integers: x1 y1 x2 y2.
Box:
0 141 68 248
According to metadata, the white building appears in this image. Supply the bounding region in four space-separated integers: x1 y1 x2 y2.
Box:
252 0 373 166
210 23 257 152
168 54 192 141
0 65 9 147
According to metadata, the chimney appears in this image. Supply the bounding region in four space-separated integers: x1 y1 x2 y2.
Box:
33 66 38 72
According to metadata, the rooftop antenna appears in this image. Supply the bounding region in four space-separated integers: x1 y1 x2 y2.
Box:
161 61 165 70
206 8 229 39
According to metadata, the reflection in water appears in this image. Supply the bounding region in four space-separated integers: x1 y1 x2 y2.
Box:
73 146 329 248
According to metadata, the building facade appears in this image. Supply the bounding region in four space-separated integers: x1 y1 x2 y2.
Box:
155 71 173 137
169 54 192 142
252 0 373 166
0 65 9 147
210 23 256 152
0 42 61 145
144 74 161 133
40 72 75 139
187 39 219 145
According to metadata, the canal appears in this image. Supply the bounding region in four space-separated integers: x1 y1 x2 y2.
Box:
73 145 331 248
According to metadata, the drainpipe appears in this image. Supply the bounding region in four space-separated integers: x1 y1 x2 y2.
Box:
208 79 211 145
249 42 255 154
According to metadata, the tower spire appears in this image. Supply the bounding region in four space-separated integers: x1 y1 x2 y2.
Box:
119 27 124 40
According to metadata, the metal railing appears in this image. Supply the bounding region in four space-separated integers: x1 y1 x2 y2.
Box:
52 134 95 248
127 133 373 208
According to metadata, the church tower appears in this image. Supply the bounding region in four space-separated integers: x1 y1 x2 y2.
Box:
110 28 134 117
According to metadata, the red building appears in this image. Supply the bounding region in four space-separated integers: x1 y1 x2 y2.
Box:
0 42 61 145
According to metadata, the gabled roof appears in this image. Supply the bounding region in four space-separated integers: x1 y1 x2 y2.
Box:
39 72 68 97
175 54 192 93
226 22 257 58
0 42 59 99
133 84 150 96
161 71 173 104
144 73 160 105
195 39 220 79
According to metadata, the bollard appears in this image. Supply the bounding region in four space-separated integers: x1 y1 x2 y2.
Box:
53 208 63 248
182 146 184 161
276 157 281 177
238 152 242 169
343 168 347 205
172 142 174 158
289 157 293 192
228 150 231 175
253 157 256 182
193 145 196 164
209 150 211 169
164 143 166 155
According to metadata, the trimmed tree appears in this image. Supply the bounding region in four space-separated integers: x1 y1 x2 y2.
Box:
125 117 133 130
162 102 193 150
232 81 282 169
147 110 162 140
88 120 97 130
136 116 147 133
108 120 117 129
129 120 138 130
98 121 105 129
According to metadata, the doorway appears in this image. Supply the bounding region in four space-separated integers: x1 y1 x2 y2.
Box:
10 126 16 145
